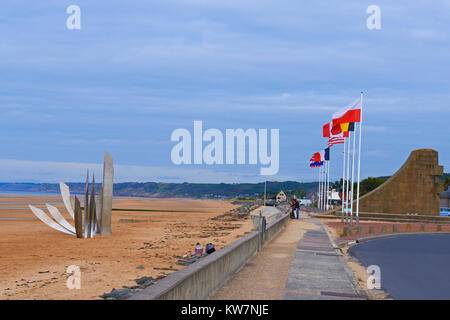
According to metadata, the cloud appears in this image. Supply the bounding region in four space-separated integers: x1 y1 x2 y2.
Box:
364 126 387 133
0 1 449 184
410 29 442 40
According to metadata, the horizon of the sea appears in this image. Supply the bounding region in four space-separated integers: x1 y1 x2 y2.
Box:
0 190 63 196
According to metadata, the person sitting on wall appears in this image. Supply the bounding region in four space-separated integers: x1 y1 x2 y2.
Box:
194 243 203 256
205 243 216 254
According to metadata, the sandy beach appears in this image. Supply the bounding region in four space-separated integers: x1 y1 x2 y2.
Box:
0 195 253 300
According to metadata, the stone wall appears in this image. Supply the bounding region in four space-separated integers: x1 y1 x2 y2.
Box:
128 212 290 300
358 149 444 216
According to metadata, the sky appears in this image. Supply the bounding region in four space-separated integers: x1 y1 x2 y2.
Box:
0 0 449 183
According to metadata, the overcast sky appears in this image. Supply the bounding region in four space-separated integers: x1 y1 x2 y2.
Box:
0 1 449 183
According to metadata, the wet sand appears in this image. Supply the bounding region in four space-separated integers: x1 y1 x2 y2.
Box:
0 195 253 300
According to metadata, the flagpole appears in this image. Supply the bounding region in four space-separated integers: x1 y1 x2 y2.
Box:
327 160 330 211
324 163 327 210
318 166 321 210
320 165 324 210
321 165 324 210
355 92 364 228
325 161 327 211
341 139 346 222
345 130 351 224
350 120 357 227
322 165 325 210
264 180 267 206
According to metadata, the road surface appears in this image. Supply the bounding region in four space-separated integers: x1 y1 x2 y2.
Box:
348 234 450 299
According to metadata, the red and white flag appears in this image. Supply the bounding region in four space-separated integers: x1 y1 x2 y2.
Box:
322 122 331 138
328 136 345 147
332 98 361 128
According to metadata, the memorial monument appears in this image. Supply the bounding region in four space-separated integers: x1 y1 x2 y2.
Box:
357 149 444 216
28 152 114 237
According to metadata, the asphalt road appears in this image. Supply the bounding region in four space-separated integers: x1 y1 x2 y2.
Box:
348 234 450 300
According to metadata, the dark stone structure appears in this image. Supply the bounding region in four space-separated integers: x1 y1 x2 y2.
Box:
358 149 444 216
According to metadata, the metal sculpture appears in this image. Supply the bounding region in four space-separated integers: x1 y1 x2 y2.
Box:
28 205 75 235
46 204 76 234
60 182 75 220
101 152 114 236
28 152 114 238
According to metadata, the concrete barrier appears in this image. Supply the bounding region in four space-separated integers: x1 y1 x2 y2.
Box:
250 206 282 230
129 211 290 300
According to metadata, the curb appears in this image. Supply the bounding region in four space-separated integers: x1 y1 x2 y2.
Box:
309 218 368 299
355 232 450 244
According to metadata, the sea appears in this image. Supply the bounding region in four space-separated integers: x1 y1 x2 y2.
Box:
0 191 61 196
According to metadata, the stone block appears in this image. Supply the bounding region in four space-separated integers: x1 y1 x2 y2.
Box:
357 149 444 216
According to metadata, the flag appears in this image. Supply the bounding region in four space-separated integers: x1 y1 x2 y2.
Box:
328 136 345 147
349 122 355 131
319 150 325 162
332 120 356 136
332 98 361 127
322 123 331 138
310 153 324 167
319 148 330 162
340 122 355 133
331 122 342 135
339 122 354 138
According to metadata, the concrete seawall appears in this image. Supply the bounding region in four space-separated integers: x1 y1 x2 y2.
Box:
129 210 289 300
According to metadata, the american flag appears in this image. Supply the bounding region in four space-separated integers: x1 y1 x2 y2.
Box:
328 136 345 147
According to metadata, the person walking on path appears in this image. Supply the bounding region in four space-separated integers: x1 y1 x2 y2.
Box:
290 199 296 219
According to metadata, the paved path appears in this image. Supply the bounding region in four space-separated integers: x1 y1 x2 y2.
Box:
213 218 311 299
348 234 450 300
213 215 367 300
283 218 366 300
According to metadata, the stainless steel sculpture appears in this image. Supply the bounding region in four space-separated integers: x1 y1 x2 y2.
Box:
60 182 75 220
101 152 114 236
88 176 96 238
96 186 103 233
27 152 114 238
46 204 76 234
83 171 89 238
29 205 75 235
74 196 83 238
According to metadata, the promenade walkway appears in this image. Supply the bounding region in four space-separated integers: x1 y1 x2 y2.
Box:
213 214 367 300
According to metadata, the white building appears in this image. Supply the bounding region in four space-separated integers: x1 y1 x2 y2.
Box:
299 199 312 206
326 189 342 209
276 190 287 203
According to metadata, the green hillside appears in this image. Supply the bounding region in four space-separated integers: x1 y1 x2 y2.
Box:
0 181 318 199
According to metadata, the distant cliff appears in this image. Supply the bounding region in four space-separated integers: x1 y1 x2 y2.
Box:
0 181 318 199
2 173 446 199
